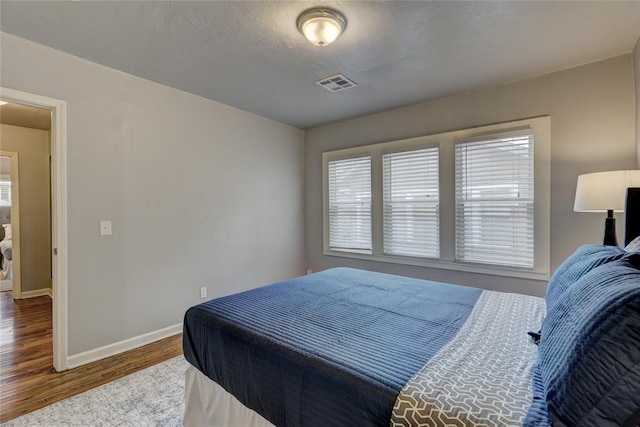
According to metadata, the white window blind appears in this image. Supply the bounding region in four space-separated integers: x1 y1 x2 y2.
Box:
383 148 439 258
455 133 534 268
328 156 372 253
0 179 11 207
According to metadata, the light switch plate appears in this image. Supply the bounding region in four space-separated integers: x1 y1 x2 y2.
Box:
100 221 112 236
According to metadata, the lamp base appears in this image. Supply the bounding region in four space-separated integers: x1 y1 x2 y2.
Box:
603 210 618 247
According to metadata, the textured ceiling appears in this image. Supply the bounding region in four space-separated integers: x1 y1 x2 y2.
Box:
1 1 639 129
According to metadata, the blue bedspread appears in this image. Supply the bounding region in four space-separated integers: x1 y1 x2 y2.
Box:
183 267 481 427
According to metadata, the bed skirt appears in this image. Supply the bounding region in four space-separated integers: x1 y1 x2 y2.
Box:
184 365 275 427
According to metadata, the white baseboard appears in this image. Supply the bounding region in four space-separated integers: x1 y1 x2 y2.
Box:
66 323 182 369
0 280 11 292
20 288 53 298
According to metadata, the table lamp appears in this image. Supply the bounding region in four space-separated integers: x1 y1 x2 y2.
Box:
574 170 640 246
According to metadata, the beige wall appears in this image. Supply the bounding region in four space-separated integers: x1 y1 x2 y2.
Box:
634 36 640 167
0 124 52 293
305 55 636 297
0 32 305 356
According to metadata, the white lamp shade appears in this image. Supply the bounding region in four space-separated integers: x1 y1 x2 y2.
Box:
574 170 640 212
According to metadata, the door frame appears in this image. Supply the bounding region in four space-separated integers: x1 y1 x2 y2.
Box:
0 87 69 371
0 150 22 298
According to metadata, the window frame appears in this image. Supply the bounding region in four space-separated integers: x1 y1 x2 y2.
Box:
322 116 550 280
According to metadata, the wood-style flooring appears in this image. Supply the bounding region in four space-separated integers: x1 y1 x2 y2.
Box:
0 291 183 423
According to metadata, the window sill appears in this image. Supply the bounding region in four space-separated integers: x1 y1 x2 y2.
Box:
323 250 550 281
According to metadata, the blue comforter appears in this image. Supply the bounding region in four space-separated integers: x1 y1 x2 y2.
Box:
183 267 481 426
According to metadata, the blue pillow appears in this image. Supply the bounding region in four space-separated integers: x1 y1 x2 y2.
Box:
535 254 640 426
544 244 625 312
522 365 551 426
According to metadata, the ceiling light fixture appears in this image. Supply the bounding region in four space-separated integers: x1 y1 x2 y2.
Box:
297 7 347 47
0 101 7 106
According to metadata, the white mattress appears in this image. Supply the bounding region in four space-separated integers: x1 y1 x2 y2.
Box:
0 238 11 258
184 365 275 427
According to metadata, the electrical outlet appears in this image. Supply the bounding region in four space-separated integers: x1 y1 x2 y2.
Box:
306 269 312 275
200 287 207 299
99 221 112 236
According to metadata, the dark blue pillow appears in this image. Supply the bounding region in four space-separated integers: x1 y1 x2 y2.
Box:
535 254 640 426
544 244 625 312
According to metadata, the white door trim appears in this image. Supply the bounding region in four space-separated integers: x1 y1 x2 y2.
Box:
0 87 69 372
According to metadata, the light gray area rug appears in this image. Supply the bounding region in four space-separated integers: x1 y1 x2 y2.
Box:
4 356 189 427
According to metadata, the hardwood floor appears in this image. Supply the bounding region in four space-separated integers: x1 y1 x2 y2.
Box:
0 291 183 423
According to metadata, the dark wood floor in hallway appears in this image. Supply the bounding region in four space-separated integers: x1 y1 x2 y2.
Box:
0 291 183 423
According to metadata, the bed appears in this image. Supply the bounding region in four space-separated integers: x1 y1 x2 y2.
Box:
183 194 640 427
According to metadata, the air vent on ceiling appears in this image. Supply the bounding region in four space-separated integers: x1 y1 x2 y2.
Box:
316 73 358 92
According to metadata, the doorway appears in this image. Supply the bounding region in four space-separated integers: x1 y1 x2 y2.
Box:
0 103 52 298
0 88 68 372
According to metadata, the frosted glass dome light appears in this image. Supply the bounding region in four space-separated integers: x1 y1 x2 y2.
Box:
297 8 347 47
